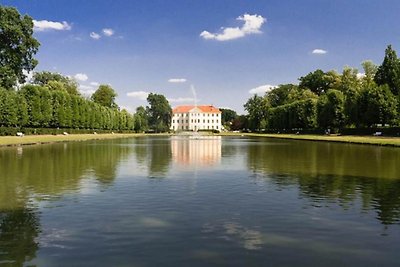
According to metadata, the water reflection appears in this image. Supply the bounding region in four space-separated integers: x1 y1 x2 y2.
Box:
0 140 132 209
171 136 221 167
246 138 400 225
0 208 40 266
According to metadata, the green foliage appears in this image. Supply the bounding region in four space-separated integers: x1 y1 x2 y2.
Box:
244 95 270 131
33 71 79 95
266 84 297 107
0 6 40 88
358 85 398 127
269 99 317 130
317 89 345 129
220 108 238 127
299 69 334 95
146 93 171 132
134 106 149 132
91 84 118 108
374 45 400 95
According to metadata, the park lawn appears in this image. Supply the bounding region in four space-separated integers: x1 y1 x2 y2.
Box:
0 133 145 147
220 132 400 147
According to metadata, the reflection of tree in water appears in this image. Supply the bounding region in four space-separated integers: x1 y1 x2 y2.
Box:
0 208 39 267
131 137 172 177
148 138 171 177
0 140 132 207
0 139 133 265
247 139 400 225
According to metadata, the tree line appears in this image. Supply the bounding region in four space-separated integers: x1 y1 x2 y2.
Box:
239 45 400 132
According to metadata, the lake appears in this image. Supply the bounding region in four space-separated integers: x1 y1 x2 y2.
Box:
0 136 399 266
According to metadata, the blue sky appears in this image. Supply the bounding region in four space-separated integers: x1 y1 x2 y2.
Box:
3 0 400 113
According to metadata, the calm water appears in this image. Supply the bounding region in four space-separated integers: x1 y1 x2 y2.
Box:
1 136 400 266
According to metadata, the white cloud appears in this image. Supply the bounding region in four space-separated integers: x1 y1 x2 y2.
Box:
127 91 149 100
90 32 101 40
312 49 327 55
74 73 88 81
79 85 95 96
168 97 197 103
33 20 72 32
168 78 187 83
102 28 114 36
90 82 100 86
200 14 266 41
249 84 276 94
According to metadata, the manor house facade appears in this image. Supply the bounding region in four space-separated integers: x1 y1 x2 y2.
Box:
171 105 221 132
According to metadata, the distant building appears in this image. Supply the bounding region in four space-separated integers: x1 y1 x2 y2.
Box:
171 105 222 132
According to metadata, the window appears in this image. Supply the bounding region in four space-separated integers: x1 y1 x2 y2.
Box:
198 119 200 123
203 119 205 123
212 120 214 123
208 120 209 123
216 120 218 123
216 126 218 129
186 120 188 123
172 120 174 123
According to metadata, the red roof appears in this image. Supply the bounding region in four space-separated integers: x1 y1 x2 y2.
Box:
172 105 221 113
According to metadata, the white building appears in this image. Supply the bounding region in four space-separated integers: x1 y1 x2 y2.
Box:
171 105 222 132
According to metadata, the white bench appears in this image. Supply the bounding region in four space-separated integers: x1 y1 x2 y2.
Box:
16 132 24 137
373 132 382 136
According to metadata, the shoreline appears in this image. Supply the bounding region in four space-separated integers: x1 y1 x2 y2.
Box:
0 133 159 147
1 132 400 148
219 132 400 147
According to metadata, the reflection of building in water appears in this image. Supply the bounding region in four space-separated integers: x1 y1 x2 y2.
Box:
171 136 221 166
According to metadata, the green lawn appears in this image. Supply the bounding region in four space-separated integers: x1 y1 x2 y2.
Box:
220 132 400 147
0 133 145 147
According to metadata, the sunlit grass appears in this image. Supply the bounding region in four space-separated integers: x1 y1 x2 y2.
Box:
220 132 400 147
0 133 145 146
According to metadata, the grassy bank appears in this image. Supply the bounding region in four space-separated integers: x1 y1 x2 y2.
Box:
0 133 149 147
220 132 400 147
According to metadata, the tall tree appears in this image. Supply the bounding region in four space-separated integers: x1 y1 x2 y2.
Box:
358 85 398 127
134 106 149 132
244 95 270 131
374 45 400 95
146 93 171 132
91 85 118 108
0 6 40 88
317 89 345 130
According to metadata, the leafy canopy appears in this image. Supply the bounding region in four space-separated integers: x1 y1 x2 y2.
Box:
0 6 40 88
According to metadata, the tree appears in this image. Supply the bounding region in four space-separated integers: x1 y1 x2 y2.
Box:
0 6 40 88
287 88 318 103
358 85 398 127
33 71 79 95
244 95 270 131
266 84 297 107
361 60 378 88
134 106 149 132
146 93 171 132
299 69 331 95
220 108 237 125
340 66 361 93
374 45 400 95
91 85 118 108
317 89 345 130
